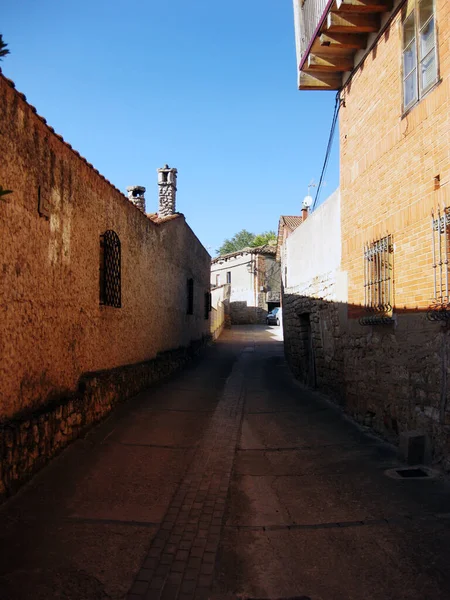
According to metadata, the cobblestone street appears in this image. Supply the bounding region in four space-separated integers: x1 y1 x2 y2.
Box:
1 326 450 600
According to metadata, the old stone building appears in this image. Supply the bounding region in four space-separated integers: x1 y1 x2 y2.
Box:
289 0 450 465
0 73 211 498
211 245 280 325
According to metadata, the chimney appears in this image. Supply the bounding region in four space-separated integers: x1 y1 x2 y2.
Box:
157 164 178 217
127 185 146 213
301 195 312 222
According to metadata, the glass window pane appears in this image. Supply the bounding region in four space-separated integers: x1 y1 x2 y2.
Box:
420 17 435 59
404 70 418 108
403 43 416 77
420 50 437 91
403 13 415 47
419 0 434 27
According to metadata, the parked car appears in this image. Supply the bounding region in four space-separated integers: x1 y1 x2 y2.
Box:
266 307 282 326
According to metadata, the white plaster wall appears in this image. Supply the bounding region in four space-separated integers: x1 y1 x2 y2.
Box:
285 190 347 302
211 253 257 308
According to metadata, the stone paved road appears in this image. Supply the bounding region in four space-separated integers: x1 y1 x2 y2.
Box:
1 326 450 600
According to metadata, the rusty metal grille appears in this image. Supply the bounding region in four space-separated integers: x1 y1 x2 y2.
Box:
100 230 121 308
361 235 393 325
428 207 450 321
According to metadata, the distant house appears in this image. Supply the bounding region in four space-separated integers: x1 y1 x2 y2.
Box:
211 245 280 324
276 215 304 287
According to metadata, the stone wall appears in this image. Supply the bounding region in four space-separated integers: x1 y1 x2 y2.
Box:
210 284 230 340
0 73 211 497
282 188 450 467
0 342 206 500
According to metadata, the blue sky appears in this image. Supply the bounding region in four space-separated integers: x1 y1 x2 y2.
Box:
2 0 339 255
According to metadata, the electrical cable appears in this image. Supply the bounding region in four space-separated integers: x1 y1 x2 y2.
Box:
312 91 341 212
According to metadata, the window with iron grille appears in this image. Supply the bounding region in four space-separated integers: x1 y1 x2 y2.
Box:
187 278 194 315
362 235 393 322
226 271 231 284
99 230 121 308
402 0 439 113
429 208 450 318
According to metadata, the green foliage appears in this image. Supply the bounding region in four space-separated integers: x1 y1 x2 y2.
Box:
216 229 255 256
249 230 277 248
216 229 277 256
0 35 10 60
0 185 13 198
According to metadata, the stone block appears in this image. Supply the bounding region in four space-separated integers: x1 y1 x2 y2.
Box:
399 430 431 465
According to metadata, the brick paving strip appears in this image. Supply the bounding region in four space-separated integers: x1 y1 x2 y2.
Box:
127 348 252 600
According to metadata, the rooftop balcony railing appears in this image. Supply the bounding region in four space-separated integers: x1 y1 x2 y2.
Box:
293 0 394 91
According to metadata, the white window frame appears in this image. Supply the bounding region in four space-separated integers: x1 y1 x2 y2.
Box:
402 0 439 113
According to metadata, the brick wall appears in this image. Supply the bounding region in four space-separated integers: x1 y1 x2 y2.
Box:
283 9 450 463
339 0 450 463
340 0 450 312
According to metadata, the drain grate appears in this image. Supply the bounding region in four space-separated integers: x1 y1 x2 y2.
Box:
396 467 429 478
384 465 437 480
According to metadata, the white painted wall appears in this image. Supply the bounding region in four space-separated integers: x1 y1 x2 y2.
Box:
284 189 347 302
211 252 257 308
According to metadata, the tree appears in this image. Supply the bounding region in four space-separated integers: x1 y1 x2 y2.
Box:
0 35 10 61
216 229 255 256
249 230 277 248
216 229 278 256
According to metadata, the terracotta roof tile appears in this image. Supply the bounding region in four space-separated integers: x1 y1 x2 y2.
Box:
281 216 303 231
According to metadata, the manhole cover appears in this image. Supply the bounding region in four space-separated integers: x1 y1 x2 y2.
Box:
397 468 429 478
384 466 437 480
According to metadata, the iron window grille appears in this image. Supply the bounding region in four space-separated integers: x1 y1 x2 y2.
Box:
99 230 121 308
361 235 393 325
226 271 231 284
187 278 194 315
428 207 450 321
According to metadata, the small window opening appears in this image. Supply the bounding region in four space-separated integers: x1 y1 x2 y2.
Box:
204 292 211 320
100 230 121 308
187 278 194 315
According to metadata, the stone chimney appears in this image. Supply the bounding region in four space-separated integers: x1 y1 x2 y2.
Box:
127 185 146 213
157 164 177 217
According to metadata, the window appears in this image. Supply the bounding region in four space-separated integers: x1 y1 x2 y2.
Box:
226 271 231 284
204 291 211 320
429 207 450 320
402 0 438 112
100 230 121 308
361 235 393 325
216 274 221 287
187 278 194 315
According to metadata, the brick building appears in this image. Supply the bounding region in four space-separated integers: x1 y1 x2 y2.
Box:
287 0 450 465
0 73 211 498
211 245 280 324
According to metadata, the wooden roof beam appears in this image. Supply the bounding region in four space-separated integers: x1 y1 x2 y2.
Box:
306 53 355 72
327 12 380 33
299 71 342 90
319 32 368 49
334 0 393 13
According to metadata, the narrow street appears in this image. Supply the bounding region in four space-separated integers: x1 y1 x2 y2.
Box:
1 326 450 600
